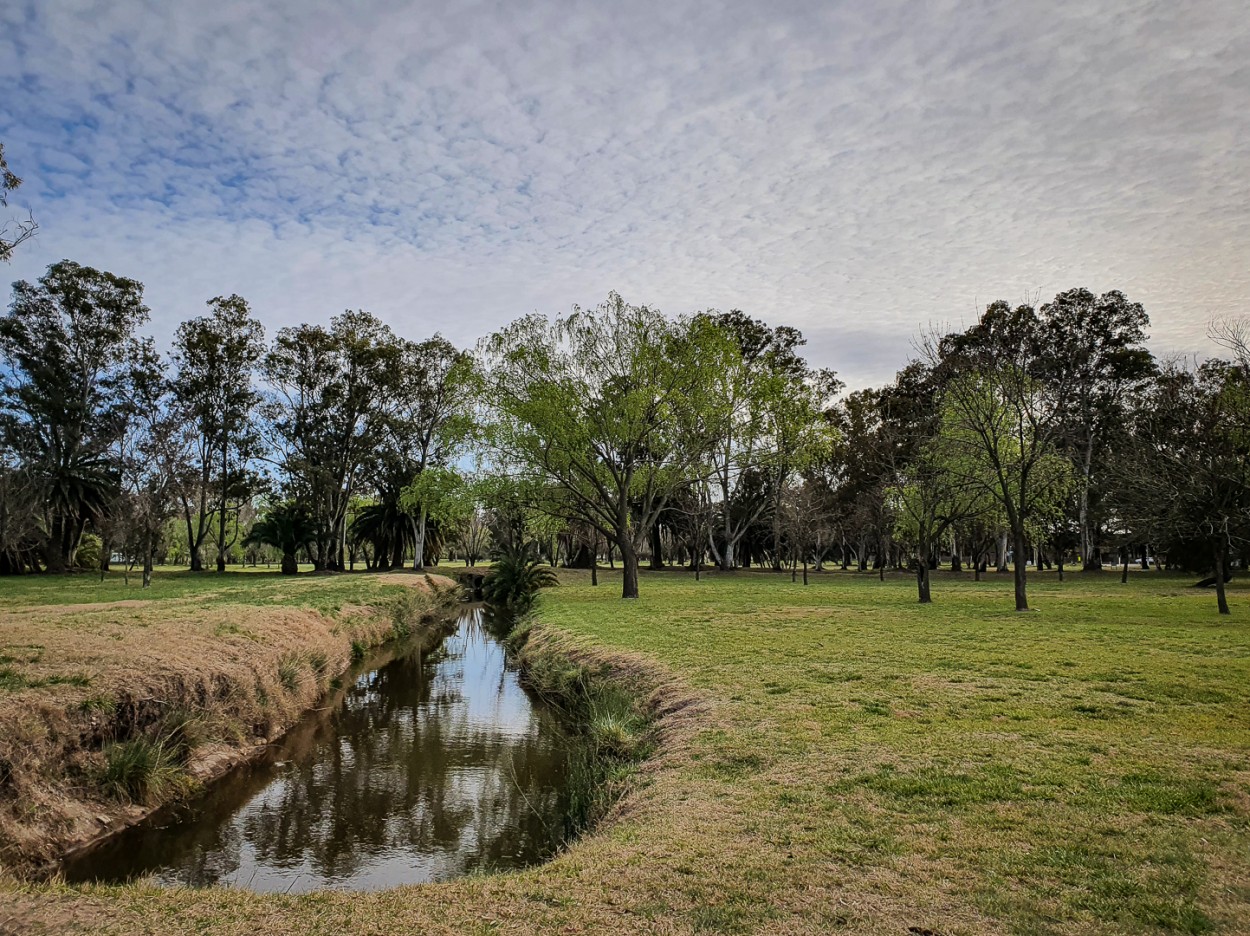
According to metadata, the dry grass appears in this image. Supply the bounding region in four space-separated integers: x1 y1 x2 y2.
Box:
1 567 1248 936
0 570 458 872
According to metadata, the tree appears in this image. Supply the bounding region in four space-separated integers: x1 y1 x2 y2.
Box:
929 302 1073 611
695 310 837 571
481 293 732 599
400 466 469 570
264 310 398 570
171 295 265 572
245 502 315 575
377 336 475 570
1038 289 1154 571
116 342 191 587
889 431 991 603
0 143 37 263
0 260 149 571
1121 360 1250 614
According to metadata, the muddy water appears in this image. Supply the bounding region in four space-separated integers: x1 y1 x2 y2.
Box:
63 606 571 892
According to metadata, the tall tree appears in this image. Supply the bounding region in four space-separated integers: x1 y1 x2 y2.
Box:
1037 289 1154 570
172 295 265 571
376 335 474 570
929 302 1073 611
696 309 838 570
481 294 732 599
264 310 398 570
0 260 149 571
117 342 191 587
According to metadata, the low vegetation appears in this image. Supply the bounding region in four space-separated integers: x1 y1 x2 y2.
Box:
4 567 1245 935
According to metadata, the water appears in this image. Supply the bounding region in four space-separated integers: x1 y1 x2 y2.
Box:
63 606 571 892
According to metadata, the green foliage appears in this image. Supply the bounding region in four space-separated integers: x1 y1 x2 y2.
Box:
482 545 558 613
74 533 103 571
245 502 315 574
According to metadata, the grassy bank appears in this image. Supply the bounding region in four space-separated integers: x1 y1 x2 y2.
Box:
0 568 459 872
3 568 1248 935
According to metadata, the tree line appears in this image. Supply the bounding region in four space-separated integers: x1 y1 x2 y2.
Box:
2 258 1247 614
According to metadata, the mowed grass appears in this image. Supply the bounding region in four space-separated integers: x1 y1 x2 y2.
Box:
4 568 1249 935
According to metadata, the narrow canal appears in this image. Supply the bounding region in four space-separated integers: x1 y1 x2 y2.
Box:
63 606 572 892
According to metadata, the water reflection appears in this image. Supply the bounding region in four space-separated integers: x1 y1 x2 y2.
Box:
64 607 570 892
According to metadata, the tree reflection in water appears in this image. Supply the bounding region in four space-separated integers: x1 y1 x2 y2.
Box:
65 607 571 892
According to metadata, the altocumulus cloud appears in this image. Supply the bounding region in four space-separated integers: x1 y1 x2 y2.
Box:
2 0 1248 385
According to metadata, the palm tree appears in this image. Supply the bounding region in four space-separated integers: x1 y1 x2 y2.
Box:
483 543 558 613
245 503 314 575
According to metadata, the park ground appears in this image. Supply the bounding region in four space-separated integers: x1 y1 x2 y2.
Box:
1 566 1248 935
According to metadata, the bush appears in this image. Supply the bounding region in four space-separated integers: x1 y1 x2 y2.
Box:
75 533 103 571
483 545 558 614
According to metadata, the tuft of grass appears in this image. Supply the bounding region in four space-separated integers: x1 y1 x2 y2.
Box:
277 655 302 693
350 639 367 662
95 737 188 805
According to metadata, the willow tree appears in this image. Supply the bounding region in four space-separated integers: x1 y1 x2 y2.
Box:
480 293 734 599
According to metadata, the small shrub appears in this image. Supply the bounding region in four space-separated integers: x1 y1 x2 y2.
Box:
350 640 367 662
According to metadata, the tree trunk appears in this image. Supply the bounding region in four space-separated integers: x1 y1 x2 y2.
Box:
1079 438 1101 571
412 508 427 571
1121 548 1129 584
802 557 809 586
1214 540 1230 615
916 545 932 603
620 536 639 599
591 535 598 586
997 531 1010 573
281 552 298 575
1013 529 1029 611
142 533 154 589
1057 548 1065 582
650 522 664 571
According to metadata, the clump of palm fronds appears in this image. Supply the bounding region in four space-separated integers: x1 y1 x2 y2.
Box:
482 543 557 613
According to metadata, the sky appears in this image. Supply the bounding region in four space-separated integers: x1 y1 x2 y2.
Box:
2 0 1247 388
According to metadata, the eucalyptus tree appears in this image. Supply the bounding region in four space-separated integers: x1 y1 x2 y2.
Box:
1038 289 1154 570
171 295 265 571
264 310 399 570
929 302 1074 611
377 335 475 569
0 260 149 571
117 342 191 587
481 293 734 599
0 142 37 262
690 312 815 569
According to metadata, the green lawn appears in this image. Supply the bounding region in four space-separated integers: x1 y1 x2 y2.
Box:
5 567 1248 935
535 568 1250 934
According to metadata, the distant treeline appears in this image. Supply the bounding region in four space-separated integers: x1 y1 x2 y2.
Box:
2 258 1247 614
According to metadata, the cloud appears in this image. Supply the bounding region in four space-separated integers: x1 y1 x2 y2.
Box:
2 0 1247 385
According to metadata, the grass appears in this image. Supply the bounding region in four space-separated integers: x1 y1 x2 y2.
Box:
3 567 1248 935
